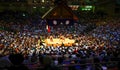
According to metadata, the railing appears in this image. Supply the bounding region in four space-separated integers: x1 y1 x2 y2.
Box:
0 57 119 70
28 61 119 70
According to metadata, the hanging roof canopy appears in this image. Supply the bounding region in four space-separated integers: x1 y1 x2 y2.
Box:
42 3 78 20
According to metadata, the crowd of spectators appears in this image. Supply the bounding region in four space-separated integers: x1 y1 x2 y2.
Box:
0 12 120 70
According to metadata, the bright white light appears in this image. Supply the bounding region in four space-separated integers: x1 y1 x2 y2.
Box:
86 6 92 8
33 6 36 8
87 9 91 11
42 0 45 2
42 6 45 8
53 20 57 25
23 13 25 16
61 22 63 24
66 20 70 25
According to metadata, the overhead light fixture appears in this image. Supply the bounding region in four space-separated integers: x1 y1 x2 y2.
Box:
33 6 36 8
66 20 70 25
42 0 45 3
53 20 57 25
23 13 25 17
42 6 45 8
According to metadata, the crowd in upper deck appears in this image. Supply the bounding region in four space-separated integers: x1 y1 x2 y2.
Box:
0 12 120 70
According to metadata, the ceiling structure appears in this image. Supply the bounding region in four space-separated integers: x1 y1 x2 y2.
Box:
0 0 119 16
0 0 115 5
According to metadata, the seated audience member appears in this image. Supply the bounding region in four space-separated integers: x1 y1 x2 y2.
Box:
8 53 29 70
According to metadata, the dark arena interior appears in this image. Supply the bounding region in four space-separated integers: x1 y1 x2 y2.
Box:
0 0 120 70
